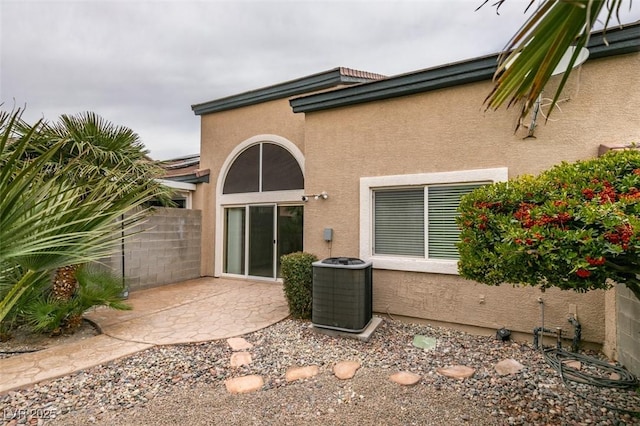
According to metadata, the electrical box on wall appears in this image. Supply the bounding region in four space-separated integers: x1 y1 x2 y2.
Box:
323 228 333 242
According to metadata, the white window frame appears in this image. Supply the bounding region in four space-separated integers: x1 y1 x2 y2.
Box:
360 168 508 275
215 134 305 278
156 179 195 209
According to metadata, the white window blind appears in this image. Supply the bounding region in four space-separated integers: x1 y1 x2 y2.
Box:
374 189 424 257
373 183 486 261
427 184 485 259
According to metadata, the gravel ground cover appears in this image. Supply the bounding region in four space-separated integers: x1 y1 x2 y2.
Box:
2 318 638 425
0 321 98 360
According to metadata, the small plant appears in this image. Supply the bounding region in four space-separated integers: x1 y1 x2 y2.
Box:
280 252 318 319
25 265 131 335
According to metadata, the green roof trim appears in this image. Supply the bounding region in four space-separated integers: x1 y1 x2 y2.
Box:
164 173 210 184
290 23 639 114
191 67 385 116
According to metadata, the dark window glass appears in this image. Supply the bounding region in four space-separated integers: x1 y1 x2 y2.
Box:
262 143 304 191
223 143 303 194
223 144 260 194
277 205 303 277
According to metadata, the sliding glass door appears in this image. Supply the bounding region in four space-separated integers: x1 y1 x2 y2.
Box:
224 208 245 275
248 206 275 277
277 205 303 277
224 204 303 279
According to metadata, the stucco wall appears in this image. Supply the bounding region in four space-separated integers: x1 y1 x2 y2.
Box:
195 52 639 345
301 53 639 344
195 99 306 276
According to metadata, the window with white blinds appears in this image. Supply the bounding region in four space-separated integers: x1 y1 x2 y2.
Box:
374 189 424 256
360 167 508 274
373 183 486 260
427 184 485 259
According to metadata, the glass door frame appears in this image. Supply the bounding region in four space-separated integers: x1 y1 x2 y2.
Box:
247 204 277 279
221 202 303 281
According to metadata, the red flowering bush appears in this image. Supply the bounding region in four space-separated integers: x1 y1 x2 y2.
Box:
457 149 640 301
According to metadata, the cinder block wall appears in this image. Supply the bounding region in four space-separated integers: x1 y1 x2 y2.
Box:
617 284 640 376
102 208 202 291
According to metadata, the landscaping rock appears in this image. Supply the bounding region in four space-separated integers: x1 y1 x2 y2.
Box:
412 335 436 350
495 358 524 376
389 371 421 386
226 337 253 351
3 318 637 425
436 365 475 379
333 361 361 380
285 365 319 382
563 360 581 370
224 375 263 394
230 351 252 367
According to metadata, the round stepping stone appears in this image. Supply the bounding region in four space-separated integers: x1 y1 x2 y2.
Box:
333 361 361 380
436 365 475 379
224 375 264 394
227 337 253 351
495 358 524 376
285 365 320 382
230 351 252 367
389 371 421 386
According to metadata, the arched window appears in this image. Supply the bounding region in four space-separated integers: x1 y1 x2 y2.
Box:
223 143 304 194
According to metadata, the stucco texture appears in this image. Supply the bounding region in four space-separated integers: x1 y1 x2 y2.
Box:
195 99 306 276
196 52 639 345
301 53 638 343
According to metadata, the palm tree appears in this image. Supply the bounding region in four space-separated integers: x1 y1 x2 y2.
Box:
0 109 170 328
480 0 627 128
30 112 171 303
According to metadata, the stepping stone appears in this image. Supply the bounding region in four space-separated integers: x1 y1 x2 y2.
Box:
495 358 524 376
285 365 319 382
413 335 436 350
333 361 361 380
230 351 252 367
224 375 264 394
562 360 581 370
436 365 475 379
227 337 253 351
389 371 421 386
559 360 587 383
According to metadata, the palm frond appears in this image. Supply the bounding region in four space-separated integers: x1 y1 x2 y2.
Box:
0 109 165 325
75 266 132 311
24 295 71 333
483 0 625 130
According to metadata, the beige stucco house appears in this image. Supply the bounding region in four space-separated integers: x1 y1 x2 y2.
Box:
190 24 639 369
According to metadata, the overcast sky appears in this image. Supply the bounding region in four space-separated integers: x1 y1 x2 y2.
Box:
2 1 639 160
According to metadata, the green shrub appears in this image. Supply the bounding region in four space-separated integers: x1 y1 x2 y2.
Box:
25 265 131 334
457 149 640 300
280 252 318 319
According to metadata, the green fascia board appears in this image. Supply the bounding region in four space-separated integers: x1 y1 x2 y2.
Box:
191 68 377 116
164 174 210 184
587 23 640 59
290 55 497 113
290 23 639 114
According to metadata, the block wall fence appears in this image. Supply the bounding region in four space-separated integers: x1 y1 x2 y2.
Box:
617 284 640 375
101 207 202 291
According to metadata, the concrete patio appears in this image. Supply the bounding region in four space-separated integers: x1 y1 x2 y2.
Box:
0 278 289 393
